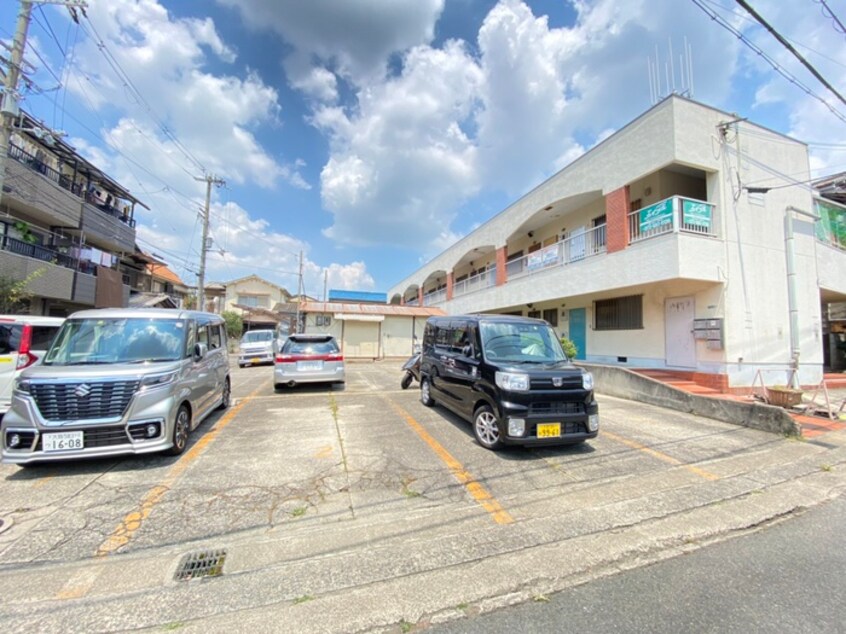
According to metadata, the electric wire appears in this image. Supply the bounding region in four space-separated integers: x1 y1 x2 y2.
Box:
734 0 846 110
691 0 846 125
814 0 846 36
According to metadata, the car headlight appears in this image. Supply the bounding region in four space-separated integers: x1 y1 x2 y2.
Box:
140 371 177 391
14 378 32 394
495 371 530 392
582 372 594 391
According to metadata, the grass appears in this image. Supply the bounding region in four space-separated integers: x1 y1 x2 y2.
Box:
533 594 550 603
162 623 184 631
401 475 421 498
293 594 314 605
399 619 413 633
821 464 833 472
292 506 307 518
329 394 339 422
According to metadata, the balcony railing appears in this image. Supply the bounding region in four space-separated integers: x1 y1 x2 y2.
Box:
7 143 136 228
1 234 79 270
507 224 607 282
628 196 716 243
453 267 495 298
423 288 447 306
405 298 419 307
814 198 846 251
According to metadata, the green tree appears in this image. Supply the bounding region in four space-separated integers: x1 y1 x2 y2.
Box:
183 293 197 310
222 310 243 340
560 337 578 360
0 269 45 314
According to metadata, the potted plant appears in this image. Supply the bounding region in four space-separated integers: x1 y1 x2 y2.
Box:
765 385 803 408
560 337 578 360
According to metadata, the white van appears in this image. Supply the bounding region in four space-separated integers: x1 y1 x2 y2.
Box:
0 315 64 420
1 308 230 464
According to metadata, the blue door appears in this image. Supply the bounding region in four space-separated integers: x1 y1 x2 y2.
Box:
568 308 586 360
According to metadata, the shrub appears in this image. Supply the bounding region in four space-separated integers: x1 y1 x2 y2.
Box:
560 337 578 360
222 310 243 340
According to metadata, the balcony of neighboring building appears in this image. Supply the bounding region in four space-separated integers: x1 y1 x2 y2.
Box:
6 127 142 254
399 164 722 313
814 197 846 296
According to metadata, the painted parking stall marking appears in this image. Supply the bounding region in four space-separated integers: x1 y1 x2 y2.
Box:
602 429 719 481
94 381 269 559
387 398 514 525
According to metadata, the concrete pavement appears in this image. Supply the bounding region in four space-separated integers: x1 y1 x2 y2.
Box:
0 361 844 633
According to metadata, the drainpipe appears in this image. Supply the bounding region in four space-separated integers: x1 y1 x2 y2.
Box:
784 205 819 388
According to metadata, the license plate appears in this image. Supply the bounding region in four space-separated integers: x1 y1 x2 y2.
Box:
43 431 84 452
536 423 561 438
250 357 262 364
297 360 323 371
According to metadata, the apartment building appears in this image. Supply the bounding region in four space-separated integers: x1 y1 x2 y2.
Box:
388 96 846 389
1 111 143 316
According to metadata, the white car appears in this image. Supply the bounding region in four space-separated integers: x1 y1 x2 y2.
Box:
238 329 275 367
0 315 65 419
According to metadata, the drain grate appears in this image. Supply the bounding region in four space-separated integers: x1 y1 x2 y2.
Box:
174 549 227 581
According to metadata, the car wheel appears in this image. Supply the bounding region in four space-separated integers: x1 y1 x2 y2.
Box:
420 377 435 407
473 405 502 451
400 372 413 390
217 377 231 410
167 404 191 456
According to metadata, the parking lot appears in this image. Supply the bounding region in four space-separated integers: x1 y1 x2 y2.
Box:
1 360 844 632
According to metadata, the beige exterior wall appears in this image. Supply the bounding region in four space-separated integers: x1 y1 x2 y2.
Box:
224 277 289 314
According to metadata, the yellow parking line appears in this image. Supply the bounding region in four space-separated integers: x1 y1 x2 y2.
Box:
602 430 719 481
389 400 514 525
56 566 104 600
95 382 268 558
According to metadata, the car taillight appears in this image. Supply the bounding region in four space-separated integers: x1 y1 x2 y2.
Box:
16 324 37 370
275 353 344 363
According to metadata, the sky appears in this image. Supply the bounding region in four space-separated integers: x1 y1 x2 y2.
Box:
2 0 846 298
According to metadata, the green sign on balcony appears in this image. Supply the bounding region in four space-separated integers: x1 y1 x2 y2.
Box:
682 199 712 229
639 199 673 233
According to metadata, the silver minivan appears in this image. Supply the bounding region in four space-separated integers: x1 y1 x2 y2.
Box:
1 308 231 465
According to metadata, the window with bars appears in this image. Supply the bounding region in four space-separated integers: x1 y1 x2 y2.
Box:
542 308 558 327
594 295 643 330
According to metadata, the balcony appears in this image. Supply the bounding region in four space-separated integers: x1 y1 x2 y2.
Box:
629 196 716 243
422 288 447 306
453 268 496 299
80 200 136 252
4 148 82 227
0 234 79 270
0 247 74 301
506 225 607 282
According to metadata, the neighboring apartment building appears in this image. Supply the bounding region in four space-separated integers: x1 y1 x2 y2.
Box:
388 95 846 389
125 252 190 308
1 111 143 316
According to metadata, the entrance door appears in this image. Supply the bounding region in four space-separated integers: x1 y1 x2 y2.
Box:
568 308 586 360
343 321 380 359
665 296 696 368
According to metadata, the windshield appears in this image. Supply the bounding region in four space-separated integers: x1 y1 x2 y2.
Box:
43 318 188 365
479 321 568 364
241 330 274 343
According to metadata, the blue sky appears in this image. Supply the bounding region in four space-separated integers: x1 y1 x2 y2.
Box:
3 0 845 297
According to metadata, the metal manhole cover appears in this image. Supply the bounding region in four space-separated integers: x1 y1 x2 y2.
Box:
175 549 227 581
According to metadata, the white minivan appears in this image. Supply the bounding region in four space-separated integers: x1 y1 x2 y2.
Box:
1 308 230 465
0 315 64 420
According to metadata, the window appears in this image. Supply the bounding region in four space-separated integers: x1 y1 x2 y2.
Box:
527 310 541 319
197 323 209 346
315 315 332 327
209 324 222 349
542 308 558 327
594 295 643 330
237 295 269 308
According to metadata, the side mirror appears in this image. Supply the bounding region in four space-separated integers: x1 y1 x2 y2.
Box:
194 342 208 360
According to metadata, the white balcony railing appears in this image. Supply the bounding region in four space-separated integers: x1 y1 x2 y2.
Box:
405 298 419 307
629 196 716 244
422 288 447 306
506 224 607 282
453 267 496 299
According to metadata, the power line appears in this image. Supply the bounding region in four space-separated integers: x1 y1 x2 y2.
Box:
691 0 846 124
734 0 846 110
814 0 846 36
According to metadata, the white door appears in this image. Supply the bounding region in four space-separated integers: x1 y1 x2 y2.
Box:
665 296 696 368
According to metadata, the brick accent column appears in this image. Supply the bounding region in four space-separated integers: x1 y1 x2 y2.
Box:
418 287 424 305
446 272 454 301
495 246 508 286
605 185 631 254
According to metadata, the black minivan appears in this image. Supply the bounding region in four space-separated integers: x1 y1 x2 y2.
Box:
420 314 598 450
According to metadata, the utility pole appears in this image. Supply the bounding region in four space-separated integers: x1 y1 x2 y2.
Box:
194 173 224 311
295 250 304 333
0 0 87 209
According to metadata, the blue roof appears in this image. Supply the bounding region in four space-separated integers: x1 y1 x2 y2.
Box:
328 290 387 303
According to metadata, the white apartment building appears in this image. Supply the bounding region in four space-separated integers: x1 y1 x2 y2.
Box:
388 96 846 390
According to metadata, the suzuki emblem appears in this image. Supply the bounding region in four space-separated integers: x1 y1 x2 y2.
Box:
74 383 92 398
552 377 563 387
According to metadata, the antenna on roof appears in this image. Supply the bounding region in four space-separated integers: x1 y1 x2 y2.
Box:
647 37 694 105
